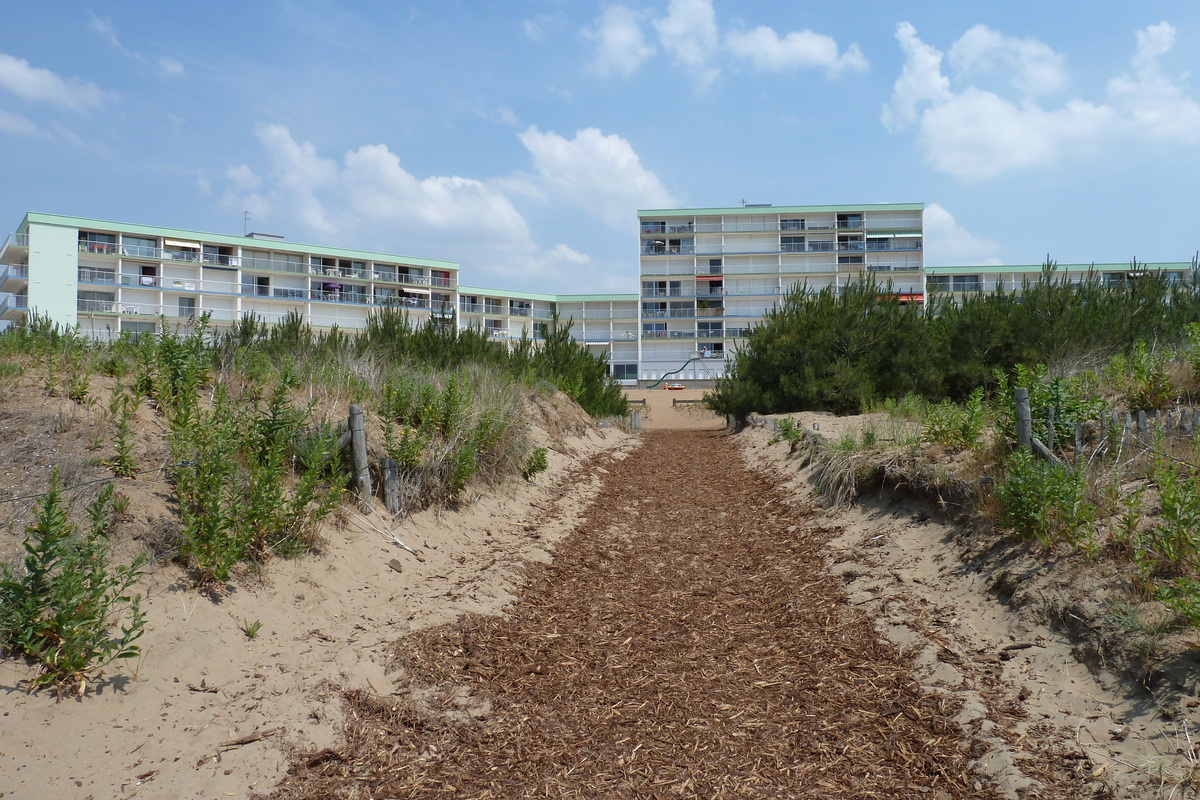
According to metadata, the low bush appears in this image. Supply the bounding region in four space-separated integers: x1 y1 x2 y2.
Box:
0 473 146 697
994 450 1095 550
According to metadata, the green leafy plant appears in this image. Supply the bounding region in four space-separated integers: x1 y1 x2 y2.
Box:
107 387 138 478
0 473 146 697
521 447 549 481
995 449 1095 550
922 387 986 450
240 618 263 639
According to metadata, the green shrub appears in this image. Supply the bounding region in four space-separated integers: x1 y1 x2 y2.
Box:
0 473 146 697
995 450 1095 550
1105 341 1176 412
522 447 549 481
922 388 986 450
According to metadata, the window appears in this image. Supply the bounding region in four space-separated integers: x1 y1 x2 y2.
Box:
374 263 397 282
780 218 804 231
79 231 116 255
837 213 862 229
242 275 270 296
121 236 158 258
178 297 196 318
929 276 950 291
78 267 116 284
952 275 980 292
202 245 234 266
120 320 156 338
642 280 667 297
781 235 805 253
642 302 667 317
698 321 723 336
707 258 723 275
837 255 864 264
642 322 666 337
641 221 666 234
243 249 271 270
610 363 637 380
77 290 116 313
510 300 531 316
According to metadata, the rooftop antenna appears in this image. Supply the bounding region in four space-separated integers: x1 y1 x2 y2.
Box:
741 199 746 207
243 211 251 237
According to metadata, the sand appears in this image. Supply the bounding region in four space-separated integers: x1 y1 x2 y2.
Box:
0 397 633 800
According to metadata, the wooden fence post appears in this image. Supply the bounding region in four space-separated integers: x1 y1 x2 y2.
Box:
1137 410 1148 446
383 457 400 515
349 404 373 513
1014 388 1032 451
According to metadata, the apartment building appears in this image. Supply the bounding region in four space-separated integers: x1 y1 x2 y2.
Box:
636 203 924 383
0 213 459 340
5 209 1191 390
923 262 1193 300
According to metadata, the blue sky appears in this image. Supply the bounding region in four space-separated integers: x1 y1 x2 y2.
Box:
2 1 1199 293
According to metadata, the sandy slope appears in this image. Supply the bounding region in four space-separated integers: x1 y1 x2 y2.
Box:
0 395 632 800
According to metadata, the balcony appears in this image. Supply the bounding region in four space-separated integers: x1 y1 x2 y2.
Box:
78 241 118 256
0 232 29 263
866 242 921 252
642 288 684 297
641 330 696 340
641 244 696 256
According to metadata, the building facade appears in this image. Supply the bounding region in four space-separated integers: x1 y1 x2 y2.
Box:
636 203 924 383
2 210 1194 389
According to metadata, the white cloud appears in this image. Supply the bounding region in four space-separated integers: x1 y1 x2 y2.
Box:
158 57 185 78
90 14 185 79
584 5 655 78
882 21 1199 179
654 0 719 87
226 164 263 192
1106 21 1200 145
475 105 519 125
881 22 951 132
923 203 1001 265
222 125 609 287
0 53 108 112
725 26 868 77
521 13 559 43
517 125 675 227
0 108 39 136
947 24 1066 96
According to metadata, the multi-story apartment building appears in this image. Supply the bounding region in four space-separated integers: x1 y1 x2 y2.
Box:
0 213 459 339
923 262 1193 301
636 203 924 382
3 209 1194 389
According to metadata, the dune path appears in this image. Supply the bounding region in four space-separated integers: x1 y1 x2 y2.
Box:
268 425 1099 799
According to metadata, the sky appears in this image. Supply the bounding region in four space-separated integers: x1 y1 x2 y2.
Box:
2 1 1199 294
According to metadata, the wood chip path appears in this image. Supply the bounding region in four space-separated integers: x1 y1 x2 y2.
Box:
265 429 1099 799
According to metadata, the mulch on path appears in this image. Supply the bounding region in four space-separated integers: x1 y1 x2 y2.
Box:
265 429 1094 799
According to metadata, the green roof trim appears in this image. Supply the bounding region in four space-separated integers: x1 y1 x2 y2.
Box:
637 202 924 217
554 294 639 302
22 212 458 270
457 285 558 302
